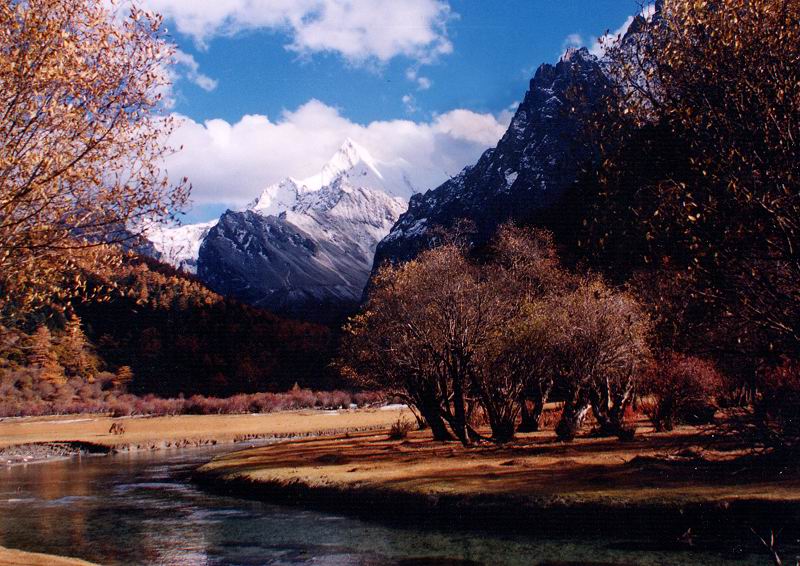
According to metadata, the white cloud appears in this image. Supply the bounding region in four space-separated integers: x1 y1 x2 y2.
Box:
166 99 510 209
431 109 509 146
172 50 218 91
562 4 655 59
406 67 433 90
588 16 635 58
562 33 584 52
416 76 432 91
135 0 453 64
401 94 419 114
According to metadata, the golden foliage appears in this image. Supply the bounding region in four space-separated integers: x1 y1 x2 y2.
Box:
598 0 800 354
0 0 189 318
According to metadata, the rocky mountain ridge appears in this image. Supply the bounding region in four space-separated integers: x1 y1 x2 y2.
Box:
373 47 608 269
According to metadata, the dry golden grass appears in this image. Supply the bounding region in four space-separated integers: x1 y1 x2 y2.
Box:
0 546 97 566
0 407 409 450
200 415 800 505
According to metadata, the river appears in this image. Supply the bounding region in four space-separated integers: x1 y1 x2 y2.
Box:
0 446 769 565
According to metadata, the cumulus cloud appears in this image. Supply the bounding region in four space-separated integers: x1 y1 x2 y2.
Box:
165 99 510 208
134 0 453 64
416 76 432 90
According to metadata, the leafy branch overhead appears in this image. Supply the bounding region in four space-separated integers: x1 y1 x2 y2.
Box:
0 0 189 318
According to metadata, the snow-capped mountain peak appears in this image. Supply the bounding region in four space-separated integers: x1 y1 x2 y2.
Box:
302 138 386 194
324 137 381 183
195 138 410 321
147 138 413 319
246 138 407 221
247 177 301 217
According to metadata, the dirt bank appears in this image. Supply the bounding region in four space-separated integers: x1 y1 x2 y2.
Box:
195 425 800 546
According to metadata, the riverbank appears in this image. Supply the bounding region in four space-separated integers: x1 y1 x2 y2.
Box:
0 406 408 465
0 545 98 566
195 423 800 548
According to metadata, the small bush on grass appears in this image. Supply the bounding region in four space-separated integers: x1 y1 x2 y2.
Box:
642 353 724 431
388 417 415 440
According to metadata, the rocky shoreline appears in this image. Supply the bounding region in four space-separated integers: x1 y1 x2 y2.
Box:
0 442 110 466
0 424 393 466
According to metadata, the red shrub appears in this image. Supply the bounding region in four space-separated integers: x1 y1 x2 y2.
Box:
642 353 724 431
248 392 280 412
757 360 800 453
330 390 352 409
287 383 317 409
353 391 382 407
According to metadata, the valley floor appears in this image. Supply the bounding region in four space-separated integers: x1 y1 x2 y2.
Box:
0 407 408 465
196 416 800 546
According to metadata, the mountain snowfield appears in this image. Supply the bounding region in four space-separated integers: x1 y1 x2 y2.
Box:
147 139 415 319
146 220 218 273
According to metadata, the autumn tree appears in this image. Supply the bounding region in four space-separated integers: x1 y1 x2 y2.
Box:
341 297 455 441
59 315 98 379
642 353 724 431
344 223 653 443
477 225 572 437
552 278 652 440
343 245 495 444
0 0 189 319
113 365 134 389
589 0 800 364
480 299 558 438
28 325 66 385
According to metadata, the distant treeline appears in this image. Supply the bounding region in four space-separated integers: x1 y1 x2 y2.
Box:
0 256 341 412
75 257 338 396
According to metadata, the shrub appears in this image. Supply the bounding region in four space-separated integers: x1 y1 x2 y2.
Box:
642 353 724 431
388 417 414 440
330 390 352 409
287 383 317 409
352 391 383 407
756 360 800 454
0 367 384 419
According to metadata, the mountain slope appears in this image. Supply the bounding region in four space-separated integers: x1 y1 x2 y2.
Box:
373 48 608 268
145 220 217 273
194 140 410 321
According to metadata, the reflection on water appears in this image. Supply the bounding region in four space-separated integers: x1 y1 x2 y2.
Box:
0 447 765 565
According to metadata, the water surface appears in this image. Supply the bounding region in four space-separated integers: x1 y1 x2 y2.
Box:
0 446 770 565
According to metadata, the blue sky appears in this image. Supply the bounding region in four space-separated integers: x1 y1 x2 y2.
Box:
143 0 643 222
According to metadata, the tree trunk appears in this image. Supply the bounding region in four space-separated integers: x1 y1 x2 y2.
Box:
590 377 634 438
589 388 615 436
556 388 590 441
418 401 453 441
518 379 552 433
490 418 516 443
451 374 470 445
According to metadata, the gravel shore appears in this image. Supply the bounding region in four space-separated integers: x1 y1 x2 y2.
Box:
0 442 109 466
